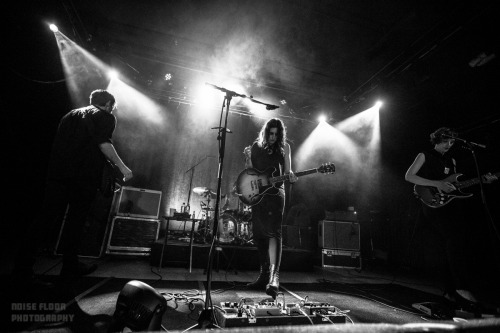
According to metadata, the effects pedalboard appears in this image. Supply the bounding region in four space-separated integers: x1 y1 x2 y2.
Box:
214 300 346 327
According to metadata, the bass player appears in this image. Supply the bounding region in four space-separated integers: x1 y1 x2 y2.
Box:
405 126 496 309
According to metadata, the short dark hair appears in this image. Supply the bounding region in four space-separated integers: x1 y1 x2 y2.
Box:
430 127 457 145
90 89 116 107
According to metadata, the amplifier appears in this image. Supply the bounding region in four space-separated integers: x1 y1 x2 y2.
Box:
318 220 360 250
321 249 361 269
106 216 160 255
114 186 162 219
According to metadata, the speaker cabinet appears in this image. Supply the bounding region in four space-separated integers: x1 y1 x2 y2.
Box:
322 249 361 269
106 217 160 255
318 220 360 250
115 186 162 219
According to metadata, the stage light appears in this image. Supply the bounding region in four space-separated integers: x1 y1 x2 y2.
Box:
280 99 287 105
164 73 172 81
318 114 327 123
49 24 58 32
109 280 167 332
374 101 383 108
108 70 119 80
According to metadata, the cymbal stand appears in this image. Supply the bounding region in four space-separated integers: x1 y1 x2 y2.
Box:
201 195 212 242
185 155 213 214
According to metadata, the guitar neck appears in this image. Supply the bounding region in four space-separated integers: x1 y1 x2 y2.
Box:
457 171 500 189
270 168 319 183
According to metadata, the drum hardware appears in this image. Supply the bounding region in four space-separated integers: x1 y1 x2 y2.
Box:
190 184 254 247
192 186 218 243
193 187 216 198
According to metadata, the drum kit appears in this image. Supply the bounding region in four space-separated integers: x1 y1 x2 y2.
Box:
192 186 253 245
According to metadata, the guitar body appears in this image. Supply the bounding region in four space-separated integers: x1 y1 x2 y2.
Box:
414 173 473 208
235 167 280 206
235 163 336 206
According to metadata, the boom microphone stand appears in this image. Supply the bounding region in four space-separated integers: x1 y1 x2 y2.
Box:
452 136 500 242
186 83 279 330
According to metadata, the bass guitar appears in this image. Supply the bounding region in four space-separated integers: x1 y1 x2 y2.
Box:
414 171 499 208
235 163 335 206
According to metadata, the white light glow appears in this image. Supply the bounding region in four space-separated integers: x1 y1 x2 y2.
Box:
108 70 119 80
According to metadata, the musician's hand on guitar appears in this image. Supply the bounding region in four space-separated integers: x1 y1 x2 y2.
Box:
289 171 298 183
482 172 498 184
435 180 456 193
243 146 252 159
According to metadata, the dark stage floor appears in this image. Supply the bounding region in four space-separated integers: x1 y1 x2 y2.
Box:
2 250 500 332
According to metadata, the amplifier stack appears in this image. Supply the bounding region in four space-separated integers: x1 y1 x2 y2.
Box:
106 186 162 255
319 210 361 269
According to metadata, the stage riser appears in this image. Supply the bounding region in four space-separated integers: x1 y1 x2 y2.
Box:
150 240 314 271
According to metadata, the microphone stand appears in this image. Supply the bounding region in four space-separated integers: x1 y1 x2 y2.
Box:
461 140 500 243
187 84 241 330
184 83 280 330
185 155 213 214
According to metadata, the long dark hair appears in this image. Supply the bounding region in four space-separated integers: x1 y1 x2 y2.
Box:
256 118 286 154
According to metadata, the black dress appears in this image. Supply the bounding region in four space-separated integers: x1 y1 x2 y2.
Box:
250 142 285 240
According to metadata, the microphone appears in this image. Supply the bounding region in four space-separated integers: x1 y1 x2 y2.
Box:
442 133 486 149
266 105 280 110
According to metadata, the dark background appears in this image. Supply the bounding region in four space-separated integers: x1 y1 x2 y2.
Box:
4 0 499 274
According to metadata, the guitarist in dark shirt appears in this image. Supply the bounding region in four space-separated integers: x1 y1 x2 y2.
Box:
243 118 297 298
12 89 133 287
405 127 496 307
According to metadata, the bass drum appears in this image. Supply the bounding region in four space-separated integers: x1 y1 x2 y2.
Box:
217 212 238 244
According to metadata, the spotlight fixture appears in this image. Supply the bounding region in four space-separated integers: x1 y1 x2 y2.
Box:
469 52 496 67
280 99 287 105
164 73 172 81
49 24 58 32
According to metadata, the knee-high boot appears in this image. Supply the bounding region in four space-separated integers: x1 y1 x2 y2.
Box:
246 238 270 289
266 264 279 297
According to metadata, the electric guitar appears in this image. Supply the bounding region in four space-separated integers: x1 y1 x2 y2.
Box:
414 171 499 208
235 163 336 206
100 160 122 198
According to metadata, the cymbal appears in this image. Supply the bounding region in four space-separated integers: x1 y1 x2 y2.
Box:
193 187 216 197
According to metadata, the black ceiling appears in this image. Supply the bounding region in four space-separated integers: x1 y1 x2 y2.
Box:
9 0 499 126
5 0 500 221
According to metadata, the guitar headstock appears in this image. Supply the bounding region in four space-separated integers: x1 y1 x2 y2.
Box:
318 163 335 174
